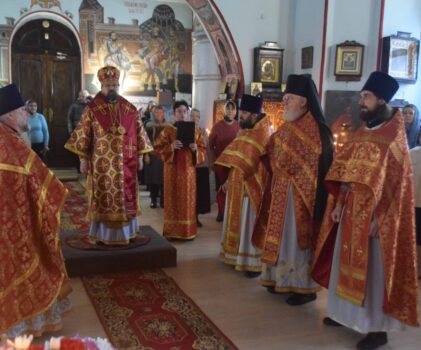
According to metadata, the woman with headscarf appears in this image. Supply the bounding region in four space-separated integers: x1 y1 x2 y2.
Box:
403 104 420 149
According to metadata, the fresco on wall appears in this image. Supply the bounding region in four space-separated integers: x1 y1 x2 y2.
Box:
0 0 242 96
30 0 62 10
79 1 192 96
0 0 192 96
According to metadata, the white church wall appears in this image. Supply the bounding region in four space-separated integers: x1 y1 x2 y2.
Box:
290 0 325 92
383 0 421 106
212 0 294 92
322 0 381 101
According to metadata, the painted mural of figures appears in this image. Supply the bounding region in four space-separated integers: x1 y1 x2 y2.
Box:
31 0 62 10
138 4 190 93
104 32 132 91
142 26 167 91
165 27 184 91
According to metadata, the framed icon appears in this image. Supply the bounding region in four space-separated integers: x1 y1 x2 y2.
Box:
250 82 262 96
334 41 364 80
381 32 419 83
253 44 284 88
301 46 314 69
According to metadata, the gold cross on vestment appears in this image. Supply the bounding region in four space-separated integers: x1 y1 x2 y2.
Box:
93 103 107 115
126 138 136 157
98 159 108 172
99 177 111 188
123 103 131 114
97 141 107 154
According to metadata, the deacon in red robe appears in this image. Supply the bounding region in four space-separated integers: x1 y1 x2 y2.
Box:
216 95 272 275
154 100 206 240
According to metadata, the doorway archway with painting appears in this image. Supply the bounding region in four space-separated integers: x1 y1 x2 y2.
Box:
11 17 81 167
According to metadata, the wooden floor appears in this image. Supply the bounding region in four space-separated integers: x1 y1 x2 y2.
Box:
57 192 421 350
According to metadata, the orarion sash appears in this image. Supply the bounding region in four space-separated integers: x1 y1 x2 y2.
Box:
215 117 271 254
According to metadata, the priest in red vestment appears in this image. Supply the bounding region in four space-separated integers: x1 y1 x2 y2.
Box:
0 84 71 337
312 72 419 350
216 95 272 276
65 66 153 245
154 100 206 240
252 75 333 305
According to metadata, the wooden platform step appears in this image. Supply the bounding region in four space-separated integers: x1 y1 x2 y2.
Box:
61 226 177 277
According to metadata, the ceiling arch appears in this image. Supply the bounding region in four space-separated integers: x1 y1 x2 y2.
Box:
185 0 244 88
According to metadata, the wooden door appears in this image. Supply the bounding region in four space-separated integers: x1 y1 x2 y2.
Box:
11 19 81 167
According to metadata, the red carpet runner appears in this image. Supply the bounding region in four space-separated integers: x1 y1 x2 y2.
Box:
62 182 90 232
82 270 239 350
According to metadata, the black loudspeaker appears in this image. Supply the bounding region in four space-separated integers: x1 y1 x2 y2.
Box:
177 74 192 93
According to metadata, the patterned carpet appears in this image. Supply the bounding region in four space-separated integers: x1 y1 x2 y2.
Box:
62 181 90 232
52 168 79 182
82 270 239 350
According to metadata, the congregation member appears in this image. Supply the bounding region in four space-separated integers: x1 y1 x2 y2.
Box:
252 74 333 305
217 94 272 276
0 84 71 337
154 100 206 240
312 72 419 350
67 90 90 172
209 100 240 222
403 103 420 149
144 105 169 208
141 100 155 126
65 66 153 245
191 108 211 227
27 99 49 162
67 90 90 135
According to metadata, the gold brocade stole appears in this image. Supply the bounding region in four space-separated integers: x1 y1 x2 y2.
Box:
224 166 266 254
245 164 265 213
336 187 375 305
223 168 245 253
260 175 290 264
260 113 321 265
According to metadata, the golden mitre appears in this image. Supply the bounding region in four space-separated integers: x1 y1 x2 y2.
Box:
97 66 120 84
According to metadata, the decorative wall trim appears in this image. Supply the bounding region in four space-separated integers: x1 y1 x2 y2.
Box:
319 0 329 99
186 0 244 90
376 0 385 70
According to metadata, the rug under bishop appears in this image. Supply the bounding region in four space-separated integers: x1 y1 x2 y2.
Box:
82 270 238 350
62 181 90 232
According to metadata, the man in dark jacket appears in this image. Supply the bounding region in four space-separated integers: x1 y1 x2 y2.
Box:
67 90 89 134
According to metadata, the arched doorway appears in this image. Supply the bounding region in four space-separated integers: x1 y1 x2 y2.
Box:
11 18 81 167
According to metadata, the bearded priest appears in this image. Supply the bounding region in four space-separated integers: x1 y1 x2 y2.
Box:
216 94 272 276
65 66 153 245
312 72 419 350
252 74 333 305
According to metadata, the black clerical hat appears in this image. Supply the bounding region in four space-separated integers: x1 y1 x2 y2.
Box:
0 84 25 116
284 74 311 97
361 71 399 103
239 94 263 114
